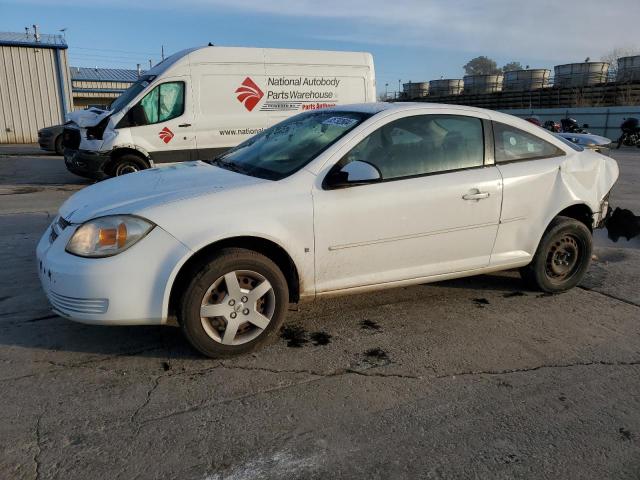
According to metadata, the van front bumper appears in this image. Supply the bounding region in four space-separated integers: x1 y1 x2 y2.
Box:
36 217 191 325
64 148 111 180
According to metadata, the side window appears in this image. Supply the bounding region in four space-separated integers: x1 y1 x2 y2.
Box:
138 81 185 125
493 122 564 162
343 114 484 181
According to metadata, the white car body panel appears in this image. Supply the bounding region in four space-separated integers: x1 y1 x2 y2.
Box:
38 103 619 326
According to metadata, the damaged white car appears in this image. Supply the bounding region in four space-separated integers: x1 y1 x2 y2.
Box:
37 103 619 357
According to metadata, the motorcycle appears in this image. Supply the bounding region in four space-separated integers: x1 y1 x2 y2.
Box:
616 117 640 149
561 118 589 134
543 120 561 133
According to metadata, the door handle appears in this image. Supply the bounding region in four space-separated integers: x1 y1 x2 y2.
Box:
178 123 192 127
462 190 490 201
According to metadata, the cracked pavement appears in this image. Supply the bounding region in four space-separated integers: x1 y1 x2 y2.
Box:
1 148 639 479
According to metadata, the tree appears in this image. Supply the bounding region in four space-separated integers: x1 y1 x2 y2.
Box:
502 61 524 72
463 56 500 76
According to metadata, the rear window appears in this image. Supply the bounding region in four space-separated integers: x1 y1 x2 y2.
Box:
493 122 565 162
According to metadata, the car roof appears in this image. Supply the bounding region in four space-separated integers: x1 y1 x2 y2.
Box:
326 102 494 116
324 102 573 152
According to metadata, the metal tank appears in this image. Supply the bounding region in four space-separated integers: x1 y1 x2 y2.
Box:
553 62 609 87
616 55 640 83
402 82 430 99
503 69 550 91
428 79 464 96
463 74 504 94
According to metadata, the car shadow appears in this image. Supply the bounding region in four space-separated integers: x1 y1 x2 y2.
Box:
0 272 536 360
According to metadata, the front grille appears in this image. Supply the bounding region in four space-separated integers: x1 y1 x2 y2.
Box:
62 127 81 150
49 216 71 244
48 291 109 315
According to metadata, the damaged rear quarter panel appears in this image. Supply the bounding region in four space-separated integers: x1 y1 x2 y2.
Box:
492 150 619 266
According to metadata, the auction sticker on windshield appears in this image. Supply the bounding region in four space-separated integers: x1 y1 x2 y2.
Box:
322 117 359 128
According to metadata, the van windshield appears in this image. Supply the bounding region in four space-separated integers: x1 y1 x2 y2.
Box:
210 111 371 180
109 75 156 113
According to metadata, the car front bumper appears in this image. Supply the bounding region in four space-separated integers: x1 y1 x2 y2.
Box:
38 132 55 151
64 148 112 180
36 217 191 325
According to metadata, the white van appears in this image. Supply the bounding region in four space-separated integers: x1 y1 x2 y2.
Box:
63 46 376 178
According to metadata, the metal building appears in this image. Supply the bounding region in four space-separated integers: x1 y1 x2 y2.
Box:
71 67 140 110
0 29 72 143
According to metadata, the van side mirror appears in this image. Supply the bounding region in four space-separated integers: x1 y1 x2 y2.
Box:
115 103 148 129
583 123 590 128
324 160 382 189
127 104 148 126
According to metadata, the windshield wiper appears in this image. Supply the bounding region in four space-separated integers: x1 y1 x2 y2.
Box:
209 158 249 175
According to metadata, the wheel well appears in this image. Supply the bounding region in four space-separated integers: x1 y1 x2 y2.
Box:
556 204 593 230
168 236 301 318
106 148 150 174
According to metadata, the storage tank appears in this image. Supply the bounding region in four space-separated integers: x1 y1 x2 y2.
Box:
402 82 430 99
428 79 464 96
503 69 551 91
463 74 504 94
553 62 609 87
617 55 640 83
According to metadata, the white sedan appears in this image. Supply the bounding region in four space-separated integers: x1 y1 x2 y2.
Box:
37 103 619 357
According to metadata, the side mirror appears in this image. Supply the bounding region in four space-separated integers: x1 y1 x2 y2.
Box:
126 103 147 127
583 123 590 128
325 160 382 189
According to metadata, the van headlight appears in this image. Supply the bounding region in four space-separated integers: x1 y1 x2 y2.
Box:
66 215 154 257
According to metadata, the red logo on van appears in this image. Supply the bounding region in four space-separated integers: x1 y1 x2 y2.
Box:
159 127 174 144
235 77 264 112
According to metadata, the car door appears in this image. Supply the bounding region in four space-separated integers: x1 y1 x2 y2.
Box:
312 112 503 294
127 78 197 163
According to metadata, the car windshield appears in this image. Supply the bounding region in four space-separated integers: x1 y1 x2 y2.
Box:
209 111 371 180
109 75 156 113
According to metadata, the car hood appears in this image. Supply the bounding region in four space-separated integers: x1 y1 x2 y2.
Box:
59 161 264 224
67 108 111 128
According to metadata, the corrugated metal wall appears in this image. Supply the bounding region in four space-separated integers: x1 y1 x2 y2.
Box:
0 45 72 143
503 106 640 140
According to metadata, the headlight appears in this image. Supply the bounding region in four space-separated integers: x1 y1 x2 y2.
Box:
66 215 154 257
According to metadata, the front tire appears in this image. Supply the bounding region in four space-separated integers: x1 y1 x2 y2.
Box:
111 154 148 176
179 248 289 358
520 216 592 293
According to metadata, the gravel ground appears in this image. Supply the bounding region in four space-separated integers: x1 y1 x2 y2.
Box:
0 147 638 479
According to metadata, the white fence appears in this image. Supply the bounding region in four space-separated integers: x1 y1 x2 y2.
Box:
502 106 640 140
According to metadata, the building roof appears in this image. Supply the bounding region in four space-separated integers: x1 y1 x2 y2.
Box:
70 66 142 83
0 31 67 49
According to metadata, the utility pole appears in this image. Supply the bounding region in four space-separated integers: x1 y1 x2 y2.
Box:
161 45 165 61
398 79 401 99
149 59 152 69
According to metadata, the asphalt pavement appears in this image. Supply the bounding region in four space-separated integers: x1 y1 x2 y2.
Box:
0 147 638 479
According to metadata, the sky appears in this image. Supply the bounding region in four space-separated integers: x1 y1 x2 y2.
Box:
1 0 639 95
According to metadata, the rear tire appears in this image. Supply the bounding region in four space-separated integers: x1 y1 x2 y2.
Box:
54 135 64 155
179 248 289 358
520 216 592 293
111 154 148 176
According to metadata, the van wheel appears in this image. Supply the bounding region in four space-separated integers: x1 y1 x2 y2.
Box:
112 154 148 176
520 216 592 293
54 135 64 155
179 248 289 358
